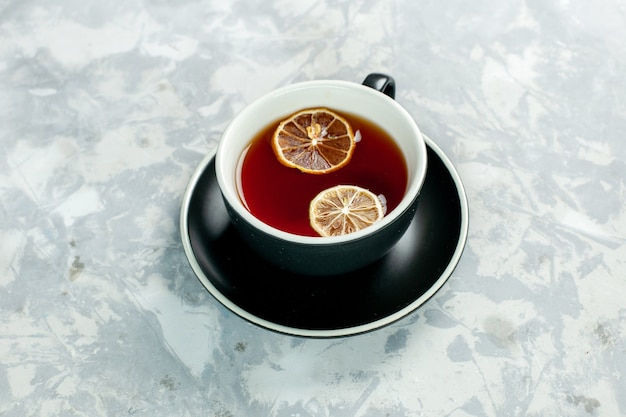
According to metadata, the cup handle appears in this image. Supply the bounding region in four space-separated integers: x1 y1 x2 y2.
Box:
362 73 396 99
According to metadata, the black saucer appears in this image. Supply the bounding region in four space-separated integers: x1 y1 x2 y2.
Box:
180 135 469 337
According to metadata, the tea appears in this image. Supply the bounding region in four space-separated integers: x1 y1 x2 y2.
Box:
238 109 408 236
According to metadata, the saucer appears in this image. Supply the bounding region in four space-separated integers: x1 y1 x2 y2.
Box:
180 134 469 337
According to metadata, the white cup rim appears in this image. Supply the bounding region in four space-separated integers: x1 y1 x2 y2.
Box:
215 79 428 245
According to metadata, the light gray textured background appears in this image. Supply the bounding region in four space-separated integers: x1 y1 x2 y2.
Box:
1 0 625 416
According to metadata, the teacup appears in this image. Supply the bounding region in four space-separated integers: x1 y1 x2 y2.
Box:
215 74 428 275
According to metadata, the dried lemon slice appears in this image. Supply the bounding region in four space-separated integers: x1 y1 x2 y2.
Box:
309 185 385 237
272 108 355 174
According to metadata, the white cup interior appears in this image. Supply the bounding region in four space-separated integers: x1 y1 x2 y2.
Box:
215 80 428 244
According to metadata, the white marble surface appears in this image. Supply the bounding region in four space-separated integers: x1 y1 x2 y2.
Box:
1 0 625 416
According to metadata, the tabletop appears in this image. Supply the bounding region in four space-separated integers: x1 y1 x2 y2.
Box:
1 0 625 416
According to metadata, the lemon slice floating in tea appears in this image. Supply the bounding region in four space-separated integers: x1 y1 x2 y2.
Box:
272 108 356 174
309 185 385 237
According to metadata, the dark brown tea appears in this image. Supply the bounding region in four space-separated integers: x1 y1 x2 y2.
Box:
239 109 408 236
